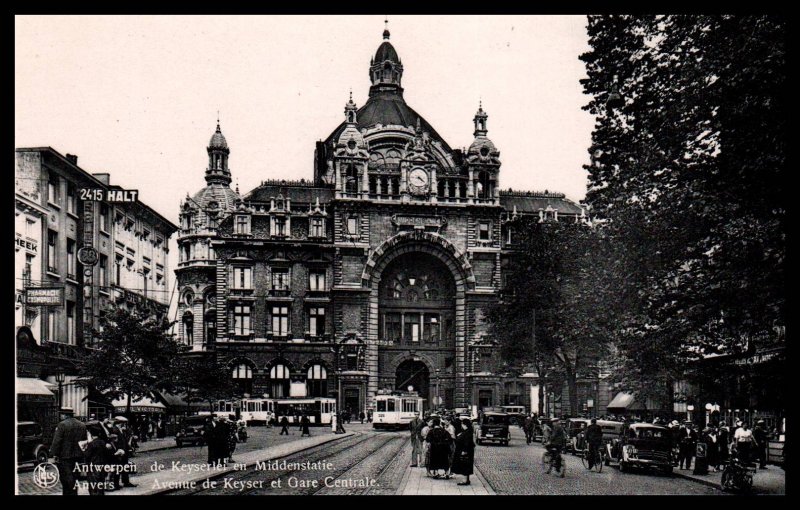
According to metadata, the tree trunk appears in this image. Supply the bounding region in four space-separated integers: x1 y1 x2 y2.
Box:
665 375 674 419
126 385 132 420
538 380 545 416
565 364 579 417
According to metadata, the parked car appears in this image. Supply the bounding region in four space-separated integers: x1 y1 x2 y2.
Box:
477 412 510 446
606 423 673 475
566 418 592 454
175 415 208 447
17 422 49 465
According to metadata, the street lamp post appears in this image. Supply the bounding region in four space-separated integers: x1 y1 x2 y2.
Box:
434 368 440 410
55 369 66 409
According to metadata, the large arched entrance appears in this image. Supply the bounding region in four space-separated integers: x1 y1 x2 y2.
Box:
363 231 477 410
395 359 430 400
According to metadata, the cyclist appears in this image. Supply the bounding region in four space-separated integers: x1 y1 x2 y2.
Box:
546 418 567 473
585 418 603 470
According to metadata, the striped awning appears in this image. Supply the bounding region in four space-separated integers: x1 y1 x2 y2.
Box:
16 377 56 396
607 391 645 411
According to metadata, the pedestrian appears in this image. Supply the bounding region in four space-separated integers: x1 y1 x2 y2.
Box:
425 417 453 479
718 423 730 464
156 415 166 439
734 421 755 465
279 416 290 435
300 414 311 437
421 418 433 469
541 419 553 446
139 415 148 443
50 407 87 496
452 417 475 486
444 418 457 477
546 418 567 475
367 409 373 423
409 412 423 467
705 426 719 472
359 411 365 424
753 420 769 469
336 411 347 434
84 422 111 496
585 418 603 470
331 412 338 434
678 421 697 470
524 414 534 444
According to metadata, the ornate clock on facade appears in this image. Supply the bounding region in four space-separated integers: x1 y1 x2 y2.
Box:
408 167 430 195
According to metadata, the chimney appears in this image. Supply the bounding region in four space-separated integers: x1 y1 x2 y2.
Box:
65 154 78 165
93 173 110 185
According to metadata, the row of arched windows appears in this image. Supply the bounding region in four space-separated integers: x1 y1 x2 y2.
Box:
229 363 329 398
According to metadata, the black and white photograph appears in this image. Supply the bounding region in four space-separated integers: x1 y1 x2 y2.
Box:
13 13 786 496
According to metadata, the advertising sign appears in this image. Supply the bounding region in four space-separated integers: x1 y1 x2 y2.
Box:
25 287 64 306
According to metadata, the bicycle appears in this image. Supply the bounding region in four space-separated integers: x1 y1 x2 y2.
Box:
581 445 603 473
541 447 566 477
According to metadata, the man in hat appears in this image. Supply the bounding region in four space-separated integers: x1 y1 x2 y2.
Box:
546 418 567 475
409 411 423 467
734 421 755 465
678 421 698 470
753 420 769 469
585 418 603 470
50 407 87 496
84 422 110 495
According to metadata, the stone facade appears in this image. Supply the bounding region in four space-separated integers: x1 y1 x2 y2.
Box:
176 27 585 414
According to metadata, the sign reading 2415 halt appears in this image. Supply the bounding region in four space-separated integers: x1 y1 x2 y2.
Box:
80 188 139 202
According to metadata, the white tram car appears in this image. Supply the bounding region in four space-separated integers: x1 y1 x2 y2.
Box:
373 391 425 430
236 397 336 426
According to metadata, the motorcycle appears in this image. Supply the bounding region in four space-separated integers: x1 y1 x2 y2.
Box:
721 457 755 493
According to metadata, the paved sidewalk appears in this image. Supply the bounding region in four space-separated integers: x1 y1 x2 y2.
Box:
673 465 785 495
397 463 494 495
110 431 355 495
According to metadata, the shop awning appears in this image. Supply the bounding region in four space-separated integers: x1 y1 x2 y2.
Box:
111 394 166 413
16 377 56 396
607 391 645 411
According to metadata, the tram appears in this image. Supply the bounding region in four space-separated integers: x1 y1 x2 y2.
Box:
373 391 425 430
222 397 336 426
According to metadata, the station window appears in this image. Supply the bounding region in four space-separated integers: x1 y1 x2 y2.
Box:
235 215 250 235
272 269 289 290
308 307 325 337
309 271 326 291
271 306 289 337
346 216 358 235
232 305 251 336
310 217 324 238
478 221 490 241
232 266 253 290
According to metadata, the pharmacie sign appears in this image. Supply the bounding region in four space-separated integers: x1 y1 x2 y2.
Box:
25 287 64 306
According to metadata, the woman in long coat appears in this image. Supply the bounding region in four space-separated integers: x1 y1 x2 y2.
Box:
425 417 454 478
452 418 475 485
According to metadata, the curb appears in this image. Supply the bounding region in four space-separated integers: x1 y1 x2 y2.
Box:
672 470 720 489
472 465 496 495
113 432 357 495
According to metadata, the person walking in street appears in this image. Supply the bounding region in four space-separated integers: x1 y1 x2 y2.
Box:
705 426 720 472
734 421 755 466
754 420 769 469
541 419 553 446
300 414 311 437
50 407 87 496
524 414 534 444
585 418 603 470
409 412 423 467
444 418 457 477
718 423 730 464
359 411 365 424
156 415 166 439
452 417 475 486
678 421 698 470
279 415 290 436
336 411 347 433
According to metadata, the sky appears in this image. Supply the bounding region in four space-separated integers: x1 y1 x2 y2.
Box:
15 14 596 292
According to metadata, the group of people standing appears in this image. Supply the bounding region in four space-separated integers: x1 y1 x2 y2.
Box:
668 418 772 471
201 414 238 466
409 413 475 486
50 407 138 496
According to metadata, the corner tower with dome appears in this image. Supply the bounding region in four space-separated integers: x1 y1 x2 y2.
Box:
177 25 586 415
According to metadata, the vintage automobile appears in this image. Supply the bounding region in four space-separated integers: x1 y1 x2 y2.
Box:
500 406 526 426
175 415 209 447
477 412 510 446
606 423 673 475
17 421 50 465
566 418 592 454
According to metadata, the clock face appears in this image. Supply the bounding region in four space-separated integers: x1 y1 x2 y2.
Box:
408 168 429 195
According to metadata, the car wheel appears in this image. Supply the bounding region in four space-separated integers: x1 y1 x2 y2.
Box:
36 449 49 464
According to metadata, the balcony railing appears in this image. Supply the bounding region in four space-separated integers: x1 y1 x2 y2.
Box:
268 286 291 298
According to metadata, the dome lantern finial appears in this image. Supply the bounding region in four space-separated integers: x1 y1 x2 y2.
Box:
383 16 390 40
473 99 488 137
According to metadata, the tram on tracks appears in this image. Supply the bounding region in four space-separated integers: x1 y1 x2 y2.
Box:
372 391 425 430
218 397 337 426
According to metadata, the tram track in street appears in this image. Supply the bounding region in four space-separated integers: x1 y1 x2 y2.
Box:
167 430 407 495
